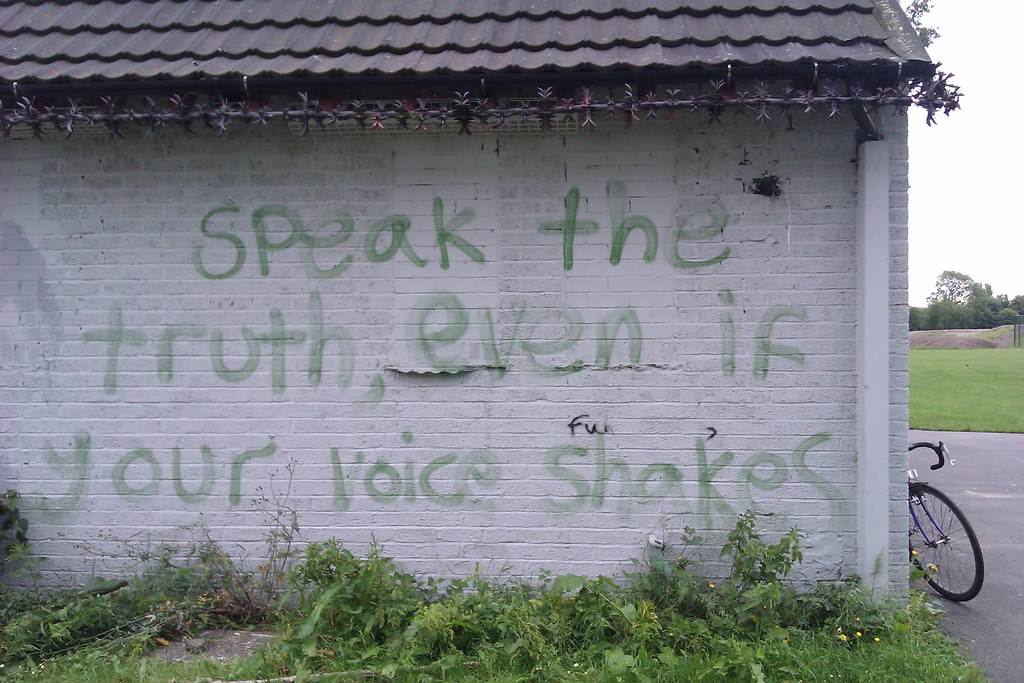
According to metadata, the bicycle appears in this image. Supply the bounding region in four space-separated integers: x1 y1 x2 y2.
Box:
908 441 984 601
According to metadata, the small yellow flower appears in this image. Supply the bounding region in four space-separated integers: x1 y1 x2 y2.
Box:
708 582 715 588
838 634 848 641
855 632 862 637
873 637 880 642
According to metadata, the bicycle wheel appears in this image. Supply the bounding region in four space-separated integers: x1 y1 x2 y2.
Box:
908 483 984 601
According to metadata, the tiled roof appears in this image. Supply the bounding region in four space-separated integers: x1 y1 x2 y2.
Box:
0 0 931 86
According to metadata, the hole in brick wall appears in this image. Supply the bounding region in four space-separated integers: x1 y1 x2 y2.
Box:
749 173 783 198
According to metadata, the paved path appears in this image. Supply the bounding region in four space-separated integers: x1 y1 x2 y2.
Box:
909 430 1024 683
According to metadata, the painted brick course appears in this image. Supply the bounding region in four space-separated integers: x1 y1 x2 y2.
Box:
0 113 908 588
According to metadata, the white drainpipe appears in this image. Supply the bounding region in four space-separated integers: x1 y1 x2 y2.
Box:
856 139 892 595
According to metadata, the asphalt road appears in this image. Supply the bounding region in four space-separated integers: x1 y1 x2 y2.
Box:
909 430 1024 683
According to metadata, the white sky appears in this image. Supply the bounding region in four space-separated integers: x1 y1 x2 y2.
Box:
907 1 1024 306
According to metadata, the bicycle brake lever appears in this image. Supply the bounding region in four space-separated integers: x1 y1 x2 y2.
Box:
929 442 947 470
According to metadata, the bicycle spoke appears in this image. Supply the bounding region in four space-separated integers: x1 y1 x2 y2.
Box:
908 484 983 601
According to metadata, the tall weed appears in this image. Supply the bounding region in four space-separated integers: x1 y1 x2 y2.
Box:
1 509 987 683
0 490 34 579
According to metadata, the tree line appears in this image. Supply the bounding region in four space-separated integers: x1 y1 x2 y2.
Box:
911 271 1024 331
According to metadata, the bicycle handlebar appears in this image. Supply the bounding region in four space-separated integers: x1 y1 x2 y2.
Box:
908 441 947 470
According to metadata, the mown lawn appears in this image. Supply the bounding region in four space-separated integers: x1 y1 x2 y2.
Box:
909 348 1024 432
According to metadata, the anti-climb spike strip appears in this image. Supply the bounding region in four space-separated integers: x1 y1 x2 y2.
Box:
0 74 961 139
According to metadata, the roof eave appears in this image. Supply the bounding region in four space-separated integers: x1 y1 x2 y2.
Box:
0 59 937 100
872 0 933 63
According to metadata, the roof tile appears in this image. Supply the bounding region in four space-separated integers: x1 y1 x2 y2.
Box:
0 1 930 84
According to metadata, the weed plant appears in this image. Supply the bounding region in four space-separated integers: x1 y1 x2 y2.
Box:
0 490 33 580
0 510 986 682
255 510 982 682
0 508 297 669
1 553 233 665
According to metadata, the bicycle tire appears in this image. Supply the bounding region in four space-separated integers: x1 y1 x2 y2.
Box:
908 483 984 601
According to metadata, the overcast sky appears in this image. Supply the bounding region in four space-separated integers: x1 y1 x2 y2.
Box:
907 1 1024 306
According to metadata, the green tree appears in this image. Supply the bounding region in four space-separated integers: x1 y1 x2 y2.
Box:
925 299 973 330
909 306 928 331
994 307 1019 327
902 0 939 47
927 270 979 306
915 271 1023 330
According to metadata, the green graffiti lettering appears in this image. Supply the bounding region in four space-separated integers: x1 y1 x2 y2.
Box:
252 204 303 276
404 462 416 500
365 461 402 502
329 446 502 509
590 433 631 510
743 451 789 491
719 289 736 376
83 306 145 394
192 205 245 280
329 447 350 510
259 309 306 393
157 324 206 382
415 293 470 372
210 327 260 381
481 307 525 378
595 308 642 368
607 180 658 265
754 305 807 380
307 291 353 387
521 308 584 375
419 453 466 506
191 189 740 280
433 197 483 269
666 202 730 269
304 216 354 278
791 433 844 516
634 463 684 501
360 374 385 405
460 449 500 489
544 444 590 512
112 448 160 496
229 441 277 505
539 187 599 271
696 437 736 524
171 445 215 503
364 215 426 265
40 432 91 511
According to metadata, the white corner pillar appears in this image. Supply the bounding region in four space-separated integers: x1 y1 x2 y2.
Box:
856 139 892 594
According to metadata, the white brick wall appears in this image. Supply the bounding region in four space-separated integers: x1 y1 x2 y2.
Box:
0 113 909 587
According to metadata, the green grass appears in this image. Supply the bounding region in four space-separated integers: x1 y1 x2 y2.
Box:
975 325 1014 342
909 347 1024 432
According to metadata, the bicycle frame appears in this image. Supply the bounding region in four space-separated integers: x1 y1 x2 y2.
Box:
909 487 949 548
906 440 984 601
